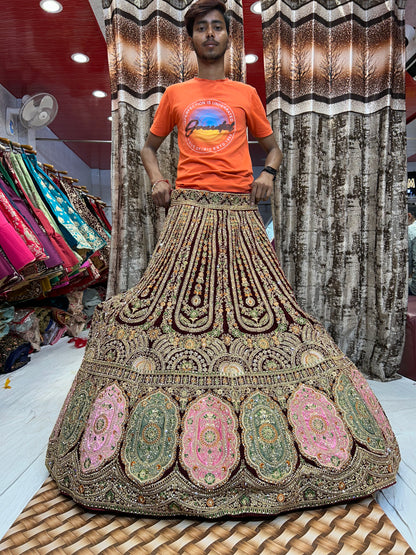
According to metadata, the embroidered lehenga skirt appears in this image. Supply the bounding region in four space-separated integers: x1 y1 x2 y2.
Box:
46 189 400 518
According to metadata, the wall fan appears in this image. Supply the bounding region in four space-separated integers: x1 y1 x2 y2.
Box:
406 24 416 79
19 93 58 129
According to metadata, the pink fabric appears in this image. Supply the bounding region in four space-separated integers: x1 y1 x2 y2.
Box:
288 385 352 469
0 188 46 261
180 394 239 488
80 383 127 472
2 153 79 272
0 210 35 270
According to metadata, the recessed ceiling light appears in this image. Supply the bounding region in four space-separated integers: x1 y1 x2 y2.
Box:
245 54 259 64
250 1 262 14
71 53 90 64
40 0 63 13
108 116 112 121
92 90 107 98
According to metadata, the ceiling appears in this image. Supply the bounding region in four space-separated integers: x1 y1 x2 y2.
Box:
1 0 111 169
1 1 416 171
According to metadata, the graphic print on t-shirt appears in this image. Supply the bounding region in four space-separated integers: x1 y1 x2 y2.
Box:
184 99 236 153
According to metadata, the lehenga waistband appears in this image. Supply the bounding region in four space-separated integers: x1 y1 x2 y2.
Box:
170 188 257 211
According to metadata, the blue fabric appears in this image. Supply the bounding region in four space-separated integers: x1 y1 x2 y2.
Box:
4 343 31 373
21 152 107 253
0 303 15 339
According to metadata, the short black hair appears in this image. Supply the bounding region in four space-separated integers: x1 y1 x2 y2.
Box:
185 0 230 37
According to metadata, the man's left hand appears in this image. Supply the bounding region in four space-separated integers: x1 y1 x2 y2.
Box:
250 172 274 205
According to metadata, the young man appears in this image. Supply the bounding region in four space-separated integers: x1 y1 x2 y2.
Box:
46 0 399 519
140 0 282 207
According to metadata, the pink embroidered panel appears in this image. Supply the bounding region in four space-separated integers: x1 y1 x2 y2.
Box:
180 394 239 488
288 384 352 469
79 383 127 473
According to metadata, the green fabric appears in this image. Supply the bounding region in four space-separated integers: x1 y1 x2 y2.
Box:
9 152 62 235
0 158 20 197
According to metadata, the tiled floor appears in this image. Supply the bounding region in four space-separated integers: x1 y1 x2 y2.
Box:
1 336 415 551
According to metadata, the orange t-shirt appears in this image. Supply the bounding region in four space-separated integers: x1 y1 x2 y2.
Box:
150 78 273 193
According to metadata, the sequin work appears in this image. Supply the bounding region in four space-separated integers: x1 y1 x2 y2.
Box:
79 383 127 473
334 374 386 453
287 385 352 469
241 391 297 483
180 393 239 488
46 190 400 518
122 391 179 485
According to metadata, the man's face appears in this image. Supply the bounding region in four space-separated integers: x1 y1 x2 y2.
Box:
191 9 229 62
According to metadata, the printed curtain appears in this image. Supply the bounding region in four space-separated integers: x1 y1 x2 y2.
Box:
262 0 407 379
103 0 244 297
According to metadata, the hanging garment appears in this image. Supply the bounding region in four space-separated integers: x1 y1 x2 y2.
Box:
6 152 64 236
56 180 110 241
89 199 112 233
46 190 399 518
0 180 47 262
21 152 107 254
2 153 81 273
56 179 110 268
0 154 21 197
0 175 63 269
0 209 35 270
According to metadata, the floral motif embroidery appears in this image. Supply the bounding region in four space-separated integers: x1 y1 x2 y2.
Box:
300 349 325 366
80 383 127 472
122 391 179 484
50 378 78 442
218 360 245 377
334 373 386 453
180 394 239 488
348 366 395 442
45 189 400 518
57 380 94 456
287 385 352 469
241 392 297 483
132 355 157 373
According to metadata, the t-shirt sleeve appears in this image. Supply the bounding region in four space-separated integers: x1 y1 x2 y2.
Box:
246 88 273 138
149 88 176 137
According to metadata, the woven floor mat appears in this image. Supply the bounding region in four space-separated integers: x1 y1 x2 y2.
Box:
0 478 414 555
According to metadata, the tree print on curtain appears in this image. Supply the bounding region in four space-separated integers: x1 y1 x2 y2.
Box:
103 0 245 297
262 0 407 380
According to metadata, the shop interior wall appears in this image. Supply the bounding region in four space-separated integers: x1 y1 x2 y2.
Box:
0 82 111 220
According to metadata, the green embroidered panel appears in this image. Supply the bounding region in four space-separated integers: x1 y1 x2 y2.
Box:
57 380 94 457
122 391 179 484
334 373 386 454
241 391 297 483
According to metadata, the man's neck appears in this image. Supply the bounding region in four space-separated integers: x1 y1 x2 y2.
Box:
196 59 226 80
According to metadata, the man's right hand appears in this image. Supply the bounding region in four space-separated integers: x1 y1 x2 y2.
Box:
152 179 172 208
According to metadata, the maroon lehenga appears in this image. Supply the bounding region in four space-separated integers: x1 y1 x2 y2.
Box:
46 189 399 518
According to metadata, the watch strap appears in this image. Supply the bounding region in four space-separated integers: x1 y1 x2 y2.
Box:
261 165 277 179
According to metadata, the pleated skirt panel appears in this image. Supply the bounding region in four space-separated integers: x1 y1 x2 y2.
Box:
46 189 400 518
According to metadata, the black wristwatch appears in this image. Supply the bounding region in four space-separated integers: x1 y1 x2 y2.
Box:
261 165 277 180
